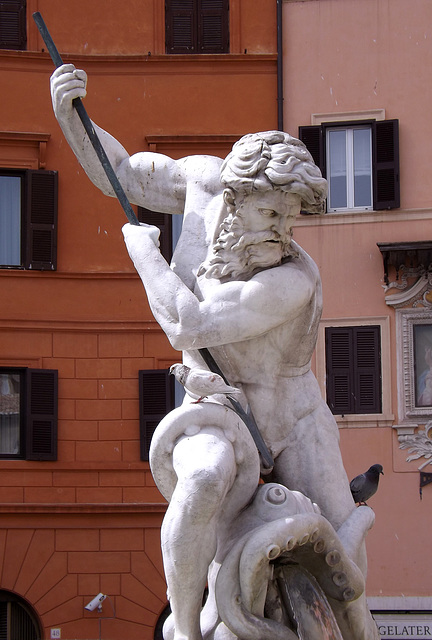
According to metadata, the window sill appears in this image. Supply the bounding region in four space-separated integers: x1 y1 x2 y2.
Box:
335 414 394 428
296 207 432 228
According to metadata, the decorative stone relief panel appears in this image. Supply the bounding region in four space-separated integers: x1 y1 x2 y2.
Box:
394 308 432 467
396 309 432 422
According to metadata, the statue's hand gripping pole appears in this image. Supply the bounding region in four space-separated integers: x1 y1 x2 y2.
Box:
32 12 140 227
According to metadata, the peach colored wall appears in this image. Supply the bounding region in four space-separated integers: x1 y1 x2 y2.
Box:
284 0 432 210
284 0 432 603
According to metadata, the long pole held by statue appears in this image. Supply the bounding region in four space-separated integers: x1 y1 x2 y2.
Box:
33 12 275 470
32 11 140 227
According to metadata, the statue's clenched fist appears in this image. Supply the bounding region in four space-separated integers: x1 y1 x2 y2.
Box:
50 64 87 120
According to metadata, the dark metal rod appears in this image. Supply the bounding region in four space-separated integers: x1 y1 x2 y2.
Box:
32 11 139 226
276 0 284 132
199 347 274 469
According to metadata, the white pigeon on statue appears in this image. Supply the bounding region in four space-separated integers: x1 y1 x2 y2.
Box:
169 363 240 402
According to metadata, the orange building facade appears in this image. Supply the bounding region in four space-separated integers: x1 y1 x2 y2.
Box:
0 1 278 638
282 0 432 637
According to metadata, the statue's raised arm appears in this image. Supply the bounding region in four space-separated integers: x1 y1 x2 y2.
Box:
50 64 187 215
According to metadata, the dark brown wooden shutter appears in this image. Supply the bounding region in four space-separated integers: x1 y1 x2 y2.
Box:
354 326 381 413
198 0 229 53
326 326 381 415
24 170 58 271
373 119 400 210
139 370 174 461
25 369 58 461
0 602 6 637
166 0 197 53
326 327 353 414
298 125 324 173
137 207 173 263
0 0 26 50
165 0 228 53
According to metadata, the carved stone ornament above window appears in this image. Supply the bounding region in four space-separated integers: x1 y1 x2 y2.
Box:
377 241 432 309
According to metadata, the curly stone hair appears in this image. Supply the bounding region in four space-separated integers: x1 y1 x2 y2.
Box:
220 131 328 214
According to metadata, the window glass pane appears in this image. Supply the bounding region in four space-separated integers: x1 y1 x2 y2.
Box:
0 176 21 266
328 130 347 209
353 128 372 208
172 213 183 252
414 324 432 407
0 373 21 454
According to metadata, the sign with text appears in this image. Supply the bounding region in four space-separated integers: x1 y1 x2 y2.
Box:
373 614 432 639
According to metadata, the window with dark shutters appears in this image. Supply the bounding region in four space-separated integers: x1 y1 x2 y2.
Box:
325 326 381 415
299 119 400 212
139 370 175 461
0 168 58 271
137 207 173 264
0 0 26 50
165 0 229 54
0 367 58 460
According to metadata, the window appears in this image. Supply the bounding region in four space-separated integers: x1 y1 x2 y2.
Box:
325 326 382 415
299 120 400 212
139 369 175 461
0 591 42 640
165 0 229 54
0 0 26 50
396 309 432 422
0 368 58 460
326 126 372 211
0 169 58 270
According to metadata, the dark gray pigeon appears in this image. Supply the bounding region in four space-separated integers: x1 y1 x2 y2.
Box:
350 464 383 505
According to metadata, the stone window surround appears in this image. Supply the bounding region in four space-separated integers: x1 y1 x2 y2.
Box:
315 316 393 428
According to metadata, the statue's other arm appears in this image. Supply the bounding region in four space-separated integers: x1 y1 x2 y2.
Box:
123 223 314 350
50 64 186 214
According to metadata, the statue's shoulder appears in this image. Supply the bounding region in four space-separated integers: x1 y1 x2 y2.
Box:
290 240 319 274
275 241 321 290
177 155 224 196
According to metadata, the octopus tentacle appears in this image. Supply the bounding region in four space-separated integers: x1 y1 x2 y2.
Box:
215 510 365 639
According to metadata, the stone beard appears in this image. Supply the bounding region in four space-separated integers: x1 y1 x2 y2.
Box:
201 210 298 282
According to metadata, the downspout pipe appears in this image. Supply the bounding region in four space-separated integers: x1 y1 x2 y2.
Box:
277 0 284 131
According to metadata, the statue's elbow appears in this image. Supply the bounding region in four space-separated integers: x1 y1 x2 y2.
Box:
168 326 198 352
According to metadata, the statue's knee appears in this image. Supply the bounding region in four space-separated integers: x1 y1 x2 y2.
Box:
173 430 237 503
186 463 233 501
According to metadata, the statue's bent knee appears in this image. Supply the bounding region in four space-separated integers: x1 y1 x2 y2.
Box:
150 403 261 504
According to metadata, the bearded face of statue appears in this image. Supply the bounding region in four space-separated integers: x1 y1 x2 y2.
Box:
203 189 301 282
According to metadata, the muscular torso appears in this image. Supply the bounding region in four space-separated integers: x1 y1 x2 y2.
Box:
169 156 327 455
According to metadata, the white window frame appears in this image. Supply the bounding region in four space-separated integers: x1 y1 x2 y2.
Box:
326 125 373 213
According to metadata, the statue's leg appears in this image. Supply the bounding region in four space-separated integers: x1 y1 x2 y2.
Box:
270 406 379 640
161 428 237 640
